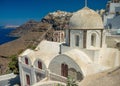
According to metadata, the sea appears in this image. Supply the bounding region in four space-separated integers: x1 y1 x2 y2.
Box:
0 26 18 45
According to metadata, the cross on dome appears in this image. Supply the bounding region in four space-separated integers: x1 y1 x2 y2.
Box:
85 0 88 7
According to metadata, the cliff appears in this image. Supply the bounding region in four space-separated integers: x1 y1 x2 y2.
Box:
10 10 72 37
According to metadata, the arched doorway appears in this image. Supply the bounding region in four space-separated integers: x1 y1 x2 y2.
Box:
48 54 83 81
61 63 68 77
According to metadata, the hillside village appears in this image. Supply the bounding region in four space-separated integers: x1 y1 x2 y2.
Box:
0 0 120 86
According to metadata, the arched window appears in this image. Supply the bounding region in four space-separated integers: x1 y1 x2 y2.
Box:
25 57 28 65
26 74 30 85
75 35 79 46
91 34 96 47
61 63 68 77
38 61 42 69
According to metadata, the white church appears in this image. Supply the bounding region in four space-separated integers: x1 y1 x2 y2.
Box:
18 5 120 86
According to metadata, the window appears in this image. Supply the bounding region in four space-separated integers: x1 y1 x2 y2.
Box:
91 34 96 47
38 61 42 69
61 63 68 77
61 33 64 41
26 74 30 85
83 30 87 48
75 35 79 46
25 57 28 65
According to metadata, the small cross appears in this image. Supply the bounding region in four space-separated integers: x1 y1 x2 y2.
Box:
85 0 88 7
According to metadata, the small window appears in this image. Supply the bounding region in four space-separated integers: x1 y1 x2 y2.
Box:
91 34 96 47
38 61 42 69
26 74 30 85
25 57 28 65
75 35 79 46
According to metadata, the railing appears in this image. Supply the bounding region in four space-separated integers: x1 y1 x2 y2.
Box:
34 67 46 75
32 71 67 86
35 70 67 84
32 80 66 86
49 72 67 83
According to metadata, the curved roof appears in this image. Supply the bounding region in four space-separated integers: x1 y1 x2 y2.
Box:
19 40 60 67
63 49 107 76
48 49 108 76
69 7 104 29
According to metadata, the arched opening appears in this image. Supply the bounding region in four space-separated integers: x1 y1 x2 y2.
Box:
61 63 68 77
91 34 96 47
33 59 46 70
26 74 30 85
22 56 32 65
38 61 42 69
25 57 29 65
75 35 79 46
33 59 46 82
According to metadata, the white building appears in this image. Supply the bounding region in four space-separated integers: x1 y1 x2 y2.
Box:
104 0 120 34
19 7 120 86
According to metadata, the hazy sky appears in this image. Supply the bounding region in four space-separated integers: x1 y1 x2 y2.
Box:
0 0 109 26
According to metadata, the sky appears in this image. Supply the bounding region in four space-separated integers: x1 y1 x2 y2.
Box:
0 0 109 26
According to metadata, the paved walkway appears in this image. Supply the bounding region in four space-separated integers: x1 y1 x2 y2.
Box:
0 73 20 86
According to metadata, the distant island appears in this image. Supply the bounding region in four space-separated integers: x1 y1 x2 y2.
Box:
3 25 19 29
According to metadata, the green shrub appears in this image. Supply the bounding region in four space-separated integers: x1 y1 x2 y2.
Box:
8 54 19 74
67 76 78 86
27 45 36 50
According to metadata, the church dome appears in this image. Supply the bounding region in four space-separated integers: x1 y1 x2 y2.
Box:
69 7 104 29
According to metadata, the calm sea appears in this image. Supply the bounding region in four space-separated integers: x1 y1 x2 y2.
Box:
0 27 17 45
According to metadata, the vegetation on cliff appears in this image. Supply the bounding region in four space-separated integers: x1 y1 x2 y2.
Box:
8 55 19 74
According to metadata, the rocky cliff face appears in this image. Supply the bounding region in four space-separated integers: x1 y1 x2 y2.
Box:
9 20 39 37
42 10 72 30
10 10 72 37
